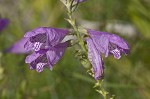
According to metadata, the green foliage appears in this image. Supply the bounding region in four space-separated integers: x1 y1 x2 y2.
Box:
128 0 150 38
0 0 150 99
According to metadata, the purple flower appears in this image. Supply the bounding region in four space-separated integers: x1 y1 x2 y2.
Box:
86 29 129 80
9 27 69 72
0 18 9 32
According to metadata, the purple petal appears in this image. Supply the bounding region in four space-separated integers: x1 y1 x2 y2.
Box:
109 34 129 49
88 29 109 36
88 29 110 54
46 42 68 70
86 38 104 80
8 37 29 54
24 27 46 37
28 53 48 72
46 27 69 46
25 52 41 63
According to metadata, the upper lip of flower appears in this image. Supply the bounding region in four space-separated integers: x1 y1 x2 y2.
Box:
87 29 130 54
24 27 47 37
23 27 69 52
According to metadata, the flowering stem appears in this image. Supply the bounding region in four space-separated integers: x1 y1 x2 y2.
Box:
61 1 114 99
63 1 87 52
94 80 114 99
68 14 86 52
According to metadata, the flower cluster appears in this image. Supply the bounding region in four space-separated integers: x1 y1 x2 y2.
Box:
9 0 129 81
9 27 69 72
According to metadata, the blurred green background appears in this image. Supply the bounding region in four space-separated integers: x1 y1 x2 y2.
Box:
0 0 150 99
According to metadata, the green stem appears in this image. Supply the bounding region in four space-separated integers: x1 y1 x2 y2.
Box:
67 5 86 52
95 80 114 99
61 1 114 99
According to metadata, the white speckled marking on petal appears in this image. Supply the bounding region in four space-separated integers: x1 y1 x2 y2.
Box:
36 63 47 72
33 42 43 51
110 48 121 59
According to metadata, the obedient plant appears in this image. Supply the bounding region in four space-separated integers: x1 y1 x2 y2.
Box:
24 27 69 72
9 0 129 99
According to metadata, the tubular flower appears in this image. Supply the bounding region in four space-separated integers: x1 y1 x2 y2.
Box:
9 27 69 71
0 18 9 32
86 29 129 80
